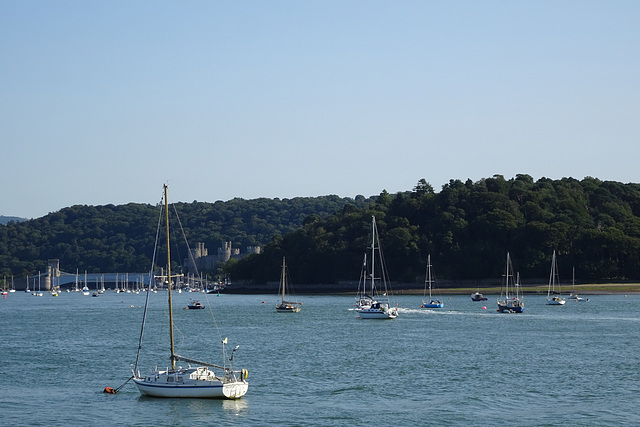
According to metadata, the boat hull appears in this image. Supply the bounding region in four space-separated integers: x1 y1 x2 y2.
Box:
421 302 444 308
133 371 248 399
276 305 301 313
471 293 488 301
357 307 398 319
276 302 301 313
497 300 524 313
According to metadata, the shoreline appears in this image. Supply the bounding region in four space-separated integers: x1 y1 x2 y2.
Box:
221 282 640 295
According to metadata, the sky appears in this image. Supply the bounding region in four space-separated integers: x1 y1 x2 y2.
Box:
1 0 639 219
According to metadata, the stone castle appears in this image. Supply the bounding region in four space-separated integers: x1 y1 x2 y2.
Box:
185 242 260 273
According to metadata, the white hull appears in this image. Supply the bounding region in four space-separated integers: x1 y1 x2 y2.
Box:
133 368 248 399
547 297 566 305
134 379 248 399
357 306 398 319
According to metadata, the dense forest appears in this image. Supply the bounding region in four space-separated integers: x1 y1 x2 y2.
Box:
227 175 640 285
2 175 640 287
0 195 371 277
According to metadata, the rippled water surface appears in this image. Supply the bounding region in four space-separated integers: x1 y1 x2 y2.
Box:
2 291 640 426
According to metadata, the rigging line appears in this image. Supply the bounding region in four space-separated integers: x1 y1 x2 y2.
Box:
201 281 224 345
172 202 199 277
167 191 225 350
133 193 165 374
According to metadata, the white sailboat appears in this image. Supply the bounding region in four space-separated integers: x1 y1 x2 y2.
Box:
132 185 248 399
355 216 398 319
547 250 566 305
497 252 524 313
276 257 302 313
568 267 588 302
82 271 90 295
354 254 373 310
33 272 43 296
421 254 443 308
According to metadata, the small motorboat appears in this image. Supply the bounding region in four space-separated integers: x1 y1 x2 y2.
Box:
471 291 488 301
187 300 205 309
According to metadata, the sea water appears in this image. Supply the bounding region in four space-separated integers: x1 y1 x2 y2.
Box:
1 291 639 426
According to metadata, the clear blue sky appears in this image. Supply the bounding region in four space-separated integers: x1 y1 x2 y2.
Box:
2 0 639 218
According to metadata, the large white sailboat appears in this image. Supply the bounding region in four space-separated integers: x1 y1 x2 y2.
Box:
132 185 248 399
497 252 524 313
547 250 566 305
355 216 398 319
276 257 302 313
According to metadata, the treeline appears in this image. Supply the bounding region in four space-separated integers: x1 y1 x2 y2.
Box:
3 175 640 286
0 195 371 277
227 175 640 285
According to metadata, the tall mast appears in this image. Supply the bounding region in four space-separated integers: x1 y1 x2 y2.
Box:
426 254 433 299
370 216 376 296
281 257 286 303
164 184 176 370
505 252 511 299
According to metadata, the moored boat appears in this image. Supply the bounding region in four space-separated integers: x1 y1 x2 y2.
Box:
497 252 524 313
568 267 588 302
187 300 205 309
355 216 398 319
546 251 566 306
421 254 443 308
471 290 488 301
131 185 248 399
276 257 302 313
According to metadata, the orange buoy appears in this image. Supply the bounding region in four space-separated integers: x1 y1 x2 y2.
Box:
103 387 116 394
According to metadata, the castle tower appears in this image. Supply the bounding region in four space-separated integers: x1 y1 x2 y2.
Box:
218 241 232 263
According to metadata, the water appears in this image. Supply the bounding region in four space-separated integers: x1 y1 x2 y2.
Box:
2 291 640 426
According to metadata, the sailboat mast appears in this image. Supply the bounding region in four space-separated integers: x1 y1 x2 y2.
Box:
281 257 286 303
164 184 176 370
370 216 376 296
505 252 511 299
426 254 432 299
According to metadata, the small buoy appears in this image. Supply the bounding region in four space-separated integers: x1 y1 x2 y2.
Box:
262 301 266 304
130 305 134 308
103 387 116 394
482 306 486 310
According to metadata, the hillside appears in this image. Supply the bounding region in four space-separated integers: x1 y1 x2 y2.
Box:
227 175 640 286
0 216 27 225
0 195 371 277
3 175 640 288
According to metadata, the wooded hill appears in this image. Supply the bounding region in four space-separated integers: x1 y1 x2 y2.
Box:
2 175 640 287
227 175 640 286
0 195 371 278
